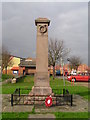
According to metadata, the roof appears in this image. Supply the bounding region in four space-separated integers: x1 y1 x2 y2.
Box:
19 58 36 67
11 67 25 70
10 55 25 59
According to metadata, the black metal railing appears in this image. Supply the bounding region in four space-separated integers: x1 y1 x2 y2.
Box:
11 88 20 106
53 88 73 106
11 88 73 106
11 88 32 106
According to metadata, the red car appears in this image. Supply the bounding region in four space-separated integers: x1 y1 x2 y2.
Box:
67 73 90 82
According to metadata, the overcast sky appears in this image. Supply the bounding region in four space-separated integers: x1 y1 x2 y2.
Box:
2 2 88 64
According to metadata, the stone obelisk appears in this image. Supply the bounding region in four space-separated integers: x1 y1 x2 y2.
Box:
31 18 52 95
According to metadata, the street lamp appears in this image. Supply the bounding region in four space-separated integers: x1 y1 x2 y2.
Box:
61 57 65 86
67 58 70 75
67 58 70 62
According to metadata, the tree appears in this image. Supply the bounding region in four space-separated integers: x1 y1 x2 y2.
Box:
48 38 69 79
86 67 90 75
68 56 82 70
2 46 13 74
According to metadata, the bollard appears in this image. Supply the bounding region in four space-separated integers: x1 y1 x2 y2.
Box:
11 94 13 106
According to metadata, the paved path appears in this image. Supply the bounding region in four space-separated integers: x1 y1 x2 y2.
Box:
35 95 88 113
2 94 33 112
1 94 88 113
56 77 90 88
75 82 90 88
0 82 2 86
66 80 90 88
28 114 55 120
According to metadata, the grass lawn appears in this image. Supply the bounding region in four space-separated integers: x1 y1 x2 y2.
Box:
2 75 34 94
2 112 89 120
1 74 14 82
1 75 89 119
55 112 89 120
2 75 89 100
2 112 29 119
50 77 89 100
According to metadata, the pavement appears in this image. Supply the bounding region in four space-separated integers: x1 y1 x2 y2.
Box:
28 114 56 120
1 94 88 113
74 82 90 88
2 94 33 112
56 76 90 88
0 82 2 86
35 95 88 113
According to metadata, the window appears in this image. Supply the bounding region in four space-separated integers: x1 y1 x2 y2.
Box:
13 70 18 74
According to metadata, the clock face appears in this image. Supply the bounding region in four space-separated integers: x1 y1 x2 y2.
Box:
39 25 47 33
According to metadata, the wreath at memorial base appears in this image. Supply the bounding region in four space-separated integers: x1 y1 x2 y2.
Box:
45 95 52 107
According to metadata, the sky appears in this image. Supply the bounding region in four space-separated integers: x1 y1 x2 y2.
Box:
2 2 88 64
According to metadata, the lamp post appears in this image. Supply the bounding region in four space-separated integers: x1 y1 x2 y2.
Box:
61 58 65 87
67 58 70 75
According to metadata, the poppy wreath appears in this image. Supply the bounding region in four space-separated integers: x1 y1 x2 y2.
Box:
45 96 52 107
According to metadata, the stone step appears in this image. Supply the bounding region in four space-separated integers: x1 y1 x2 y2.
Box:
28 114 56 120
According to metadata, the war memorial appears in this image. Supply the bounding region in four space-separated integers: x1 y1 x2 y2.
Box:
2 18 88 119
30 18 52 96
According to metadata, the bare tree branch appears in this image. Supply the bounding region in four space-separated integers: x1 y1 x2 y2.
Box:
2 46 13 74
68 56 82 70
48 38 70 79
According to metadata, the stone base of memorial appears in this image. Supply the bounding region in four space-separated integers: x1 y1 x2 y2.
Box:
24 95 56 105
30 72 53 95
24 72 55 105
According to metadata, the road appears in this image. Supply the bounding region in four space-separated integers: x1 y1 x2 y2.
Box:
74 82 90 88
56 76 90 88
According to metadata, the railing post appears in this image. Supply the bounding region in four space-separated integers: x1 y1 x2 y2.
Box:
63 89 65 97
19 88 20 97
71 94 73 106
11 94 13 106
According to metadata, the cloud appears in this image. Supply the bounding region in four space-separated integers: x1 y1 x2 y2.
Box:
2 2 88 64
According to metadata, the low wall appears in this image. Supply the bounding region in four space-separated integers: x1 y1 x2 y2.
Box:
2 75 25 84
2 78 12 84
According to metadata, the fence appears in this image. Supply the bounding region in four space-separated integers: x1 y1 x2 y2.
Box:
11 88 73 106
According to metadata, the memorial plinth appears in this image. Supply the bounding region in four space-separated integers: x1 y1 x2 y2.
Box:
30 18 52 96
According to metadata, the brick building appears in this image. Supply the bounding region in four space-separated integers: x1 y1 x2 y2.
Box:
19 58 36 75
3 55 25 76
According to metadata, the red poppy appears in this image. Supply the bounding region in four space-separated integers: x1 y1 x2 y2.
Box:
45 96 52 107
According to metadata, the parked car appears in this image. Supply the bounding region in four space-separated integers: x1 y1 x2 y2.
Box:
56 70 61 76
67 73 90 82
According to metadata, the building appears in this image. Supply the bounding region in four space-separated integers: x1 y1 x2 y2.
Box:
3 55 88 76
60 64 70 76
3 55 25 76
49 64 88 76
77 64 88 73
19 58 36 75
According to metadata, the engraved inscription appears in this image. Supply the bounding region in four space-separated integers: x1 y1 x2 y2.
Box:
37 77 46 80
